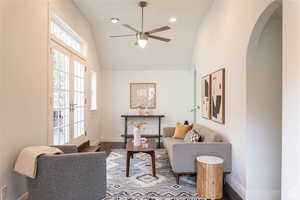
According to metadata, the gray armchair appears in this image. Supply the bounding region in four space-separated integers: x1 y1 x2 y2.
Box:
27 145 107 200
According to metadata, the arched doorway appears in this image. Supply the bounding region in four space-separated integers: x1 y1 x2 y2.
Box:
246 1 282 199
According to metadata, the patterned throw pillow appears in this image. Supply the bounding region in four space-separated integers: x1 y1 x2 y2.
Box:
191 131 201 142
184 130 202 143
184 130 193 142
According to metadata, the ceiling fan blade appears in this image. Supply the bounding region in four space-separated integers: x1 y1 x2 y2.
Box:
110 34 136 38
123 24 139 33
148 35 171 42
147 26 170 34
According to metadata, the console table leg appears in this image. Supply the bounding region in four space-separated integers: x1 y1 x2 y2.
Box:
126 151 131 177
158 117 161 148
124 117 128 148
151 151 156 177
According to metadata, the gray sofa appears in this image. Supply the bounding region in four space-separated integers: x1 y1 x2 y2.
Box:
27 145 106 200
163 124 232 184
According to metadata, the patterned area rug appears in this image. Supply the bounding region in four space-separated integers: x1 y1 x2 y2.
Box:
104 149 205 200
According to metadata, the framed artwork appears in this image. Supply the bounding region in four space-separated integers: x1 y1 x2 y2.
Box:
130 83 156 109
211 68 225 124
201 74 211 119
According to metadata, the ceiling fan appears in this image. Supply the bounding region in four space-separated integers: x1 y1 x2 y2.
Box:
110 1 171 48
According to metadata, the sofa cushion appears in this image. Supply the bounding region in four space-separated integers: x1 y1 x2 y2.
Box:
192 124 223 142
163 137 184 161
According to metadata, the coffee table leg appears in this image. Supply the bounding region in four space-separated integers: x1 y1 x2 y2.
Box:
126 151 131 177
151 151 156 177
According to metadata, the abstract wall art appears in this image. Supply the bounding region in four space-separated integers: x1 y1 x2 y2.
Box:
201 74 211 119
211 68 225 124
130 83 156 109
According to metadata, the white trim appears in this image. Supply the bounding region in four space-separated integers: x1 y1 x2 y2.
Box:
50 37 87 62
17 192 28 200
229 176 246 199
46 0 51 148
90 71 97 111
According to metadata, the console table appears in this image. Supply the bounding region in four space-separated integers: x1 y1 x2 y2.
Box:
121 115 165 148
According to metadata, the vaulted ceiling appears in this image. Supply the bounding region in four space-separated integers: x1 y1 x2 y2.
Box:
73 0 213 70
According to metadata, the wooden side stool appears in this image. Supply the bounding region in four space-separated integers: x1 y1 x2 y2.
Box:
196 156 224 200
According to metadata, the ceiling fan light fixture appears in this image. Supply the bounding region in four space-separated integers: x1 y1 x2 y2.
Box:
110 1 171 46
110 18 120 24
137 39 148 48
137 32 148 48
169 17 177 23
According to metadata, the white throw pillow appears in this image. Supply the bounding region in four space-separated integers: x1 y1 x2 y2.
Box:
184 130 194 142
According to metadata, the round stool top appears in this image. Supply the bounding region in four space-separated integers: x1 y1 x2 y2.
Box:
197 156 224 165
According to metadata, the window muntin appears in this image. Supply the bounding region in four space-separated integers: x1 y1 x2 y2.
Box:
51 13 86 56
91 71 97 110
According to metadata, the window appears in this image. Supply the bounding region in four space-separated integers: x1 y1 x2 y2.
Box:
50 13 86 57
91 71 97 110
49 13 87 145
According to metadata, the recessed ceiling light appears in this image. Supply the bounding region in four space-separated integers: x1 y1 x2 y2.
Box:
169 17 177 23
111 18 120 24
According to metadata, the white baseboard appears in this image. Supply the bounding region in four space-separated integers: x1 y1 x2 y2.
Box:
229 176 246 199
246 189 281 200
100 137 123 142
17 192 28 200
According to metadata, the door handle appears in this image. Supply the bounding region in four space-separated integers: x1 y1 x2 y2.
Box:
70 103 78 112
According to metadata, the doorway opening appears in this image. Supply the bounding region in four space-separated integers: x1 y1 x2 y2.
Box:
246 2 282 199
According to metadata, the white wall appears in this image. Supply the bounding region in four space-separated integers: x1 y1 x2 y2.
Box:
0 0 101 199
100 70 194 142
0 0 6 193
2 1 49 199
282 0 300 199
246 11 282 199
192 0 278 198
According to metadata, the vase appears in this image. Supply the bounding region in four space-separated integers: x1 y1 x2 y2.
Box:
133 127 141 146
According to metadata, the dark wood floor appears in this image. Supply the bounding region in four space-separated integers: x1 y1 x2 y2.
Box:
223 191 232 200
101 142 241 200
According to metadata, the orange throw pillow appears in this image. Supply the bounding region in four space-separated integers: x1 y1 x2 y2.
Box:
173 122 193 139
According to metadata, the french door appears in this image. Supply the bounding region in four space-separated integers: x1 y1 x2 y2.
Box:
49 43 87 145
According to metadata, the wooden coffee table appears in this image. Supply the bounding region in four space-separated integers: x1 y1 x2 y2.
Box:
126 139 156 177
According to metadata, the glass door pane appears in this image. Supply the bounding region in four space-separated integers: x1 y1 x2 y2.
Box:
73 60 85 138
52 49 71 145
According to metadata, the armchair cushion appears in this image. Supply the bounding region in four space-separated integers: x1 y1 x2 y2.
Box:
51 145 78 154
